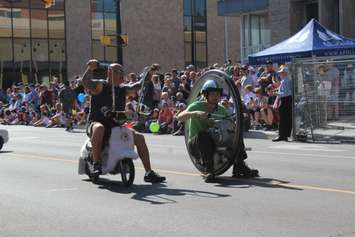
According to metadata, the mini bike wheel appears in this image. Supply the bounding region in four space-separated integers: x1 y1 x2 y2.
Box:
84 162 91 179
84 159 99 183
0 137 4 150
120 158 135 187
85 163 99 183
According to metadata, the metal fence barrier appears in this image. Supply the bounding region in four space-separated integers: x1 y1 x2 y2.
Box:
291 56 355 143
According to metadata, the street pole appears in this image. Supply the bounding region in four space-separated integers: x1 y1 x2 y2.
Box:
224 16 229 63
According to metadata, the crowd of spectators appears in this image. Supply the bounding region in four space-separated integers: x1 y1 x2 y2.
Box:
0 78 88 131
0 60 284 134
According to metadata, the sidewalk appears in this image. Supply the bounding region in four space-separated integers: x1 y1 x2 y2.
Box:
303 116 355 143
244 130 277 140
308 127 355 144
245 127 355 143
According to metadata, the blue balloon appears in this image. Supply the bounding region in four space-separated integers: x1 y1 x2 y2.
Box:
77 93 85 103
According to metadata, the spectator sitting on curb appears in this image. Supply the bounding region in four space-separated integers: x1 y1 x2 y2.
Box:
158 102 174 134
47 103 65 128
33 104 50 127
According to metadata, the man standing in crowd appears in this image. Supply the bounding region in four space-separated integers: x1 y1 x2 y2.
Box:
272 66 292 142
59 80 76 131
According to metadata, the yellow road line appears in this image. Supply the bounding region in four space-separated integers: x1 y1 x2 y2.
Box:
276 183 355 195
3 152 355 196
136 167 201 177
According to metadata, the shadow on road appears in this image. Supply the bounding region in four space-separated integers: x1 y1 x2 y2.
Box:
87 179 230 205
0 150 13 154
214 177 303 191
244 131 273 139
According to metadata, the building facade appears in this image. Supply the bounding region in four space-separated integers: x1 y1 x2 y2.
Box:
119 0 240 74
218 0 355 61
0 0 67 89
0 0 238 89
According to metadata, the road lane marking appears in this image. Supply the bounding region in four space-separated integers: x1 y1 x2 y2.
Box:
5 153 78 163
3 152 355 196
252 151 355 160
269 144 344 152
41 188 78 193
136 167 200 177
272 183 355 195
10 137 40 141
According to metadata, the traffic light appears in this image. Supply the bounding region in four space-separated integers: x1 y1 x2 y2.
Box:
42 0 55 8
117 34 128 46
100 34 128 46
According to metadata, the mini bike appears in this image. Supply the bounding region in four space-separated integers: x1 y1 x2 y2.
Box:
78 111 138 187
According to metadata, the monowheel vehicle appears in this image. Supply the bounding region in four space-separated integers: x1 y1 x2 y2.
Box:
184 69 245 176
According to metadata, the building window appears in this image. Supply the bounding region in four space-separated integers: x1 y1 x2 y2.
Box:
31 9 48 38
241 13 270 61
183 0 207 68
0 7 12 37
12 8 30 38
0 0 66 89
91 0 119 63
48 10 65 39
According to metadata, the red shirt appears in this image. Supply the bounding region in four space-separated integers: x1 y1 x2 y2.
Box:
158 108 173 124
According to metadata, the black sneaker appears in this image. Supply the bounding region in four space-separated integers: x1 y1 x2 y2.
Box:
204 173 217 183
232 161 259 178
92 161 102 175
144 170 166 183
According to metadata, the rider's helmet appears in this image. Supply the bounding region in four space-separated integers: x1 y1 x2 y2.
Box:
201 80 223 95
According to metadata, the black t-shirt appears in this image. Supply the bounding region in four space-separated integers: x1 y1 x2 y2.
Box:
142 80 154 109
88 81 127 126
268 95 277 106
260 71 276 95
59 87 76 110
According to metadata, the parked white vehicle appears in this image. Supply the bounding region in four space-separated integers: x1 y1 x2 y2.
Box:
0 128 9 150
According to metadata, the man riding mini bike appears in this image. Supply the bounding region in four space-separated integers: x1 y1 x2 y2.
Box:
79 109 138 186
177 79 259 183
80 60 166 183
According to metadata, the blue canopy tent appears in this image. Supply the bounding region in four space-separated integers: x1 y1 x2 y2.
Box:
248 19 355 65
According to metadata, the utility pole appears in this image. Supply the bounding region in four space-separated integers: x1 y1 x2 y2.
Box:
224 16 229 62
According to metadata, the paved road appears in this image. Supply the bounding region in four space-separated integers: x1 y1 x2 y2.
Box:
1 125 355 237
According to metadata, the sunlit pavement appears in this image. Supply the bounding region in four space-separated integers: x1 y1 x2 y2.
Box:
1 125 355 237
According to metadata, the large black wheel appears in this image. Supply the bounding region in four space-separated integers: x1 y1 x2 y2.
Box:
0 137 3 150
184 70 244 176
120 158 135 187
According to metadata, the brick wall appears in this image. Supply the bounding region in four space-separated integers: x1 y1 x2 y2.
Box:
65 1 92 80
207 0 241 65
120 0 185 74
269 0 291 44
